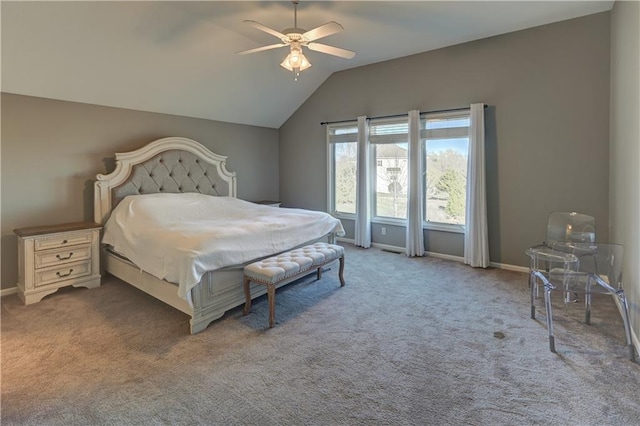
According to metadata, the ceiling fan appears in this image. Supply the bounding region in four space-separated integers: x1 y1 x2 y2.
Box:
237 1 355 80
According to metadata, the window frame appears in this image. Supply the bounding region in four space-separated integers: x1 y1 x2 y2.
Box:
327 122 358 220
326 109 471 235
369 117 410 224
421 110 471 234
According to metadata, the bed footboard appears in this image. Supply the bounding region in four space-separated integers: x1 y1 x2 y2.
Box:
190 268 291 333
104 249 275 334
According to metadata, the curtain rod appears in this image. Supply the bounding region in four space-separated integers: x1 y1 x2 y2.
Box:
319 104 487 126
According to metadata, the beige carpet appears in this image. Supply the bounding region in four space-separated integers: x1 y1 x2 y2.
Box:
2 244 638 425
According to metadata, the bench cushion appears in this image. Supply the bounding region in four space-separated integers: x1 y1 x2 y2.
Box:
244 242 344 284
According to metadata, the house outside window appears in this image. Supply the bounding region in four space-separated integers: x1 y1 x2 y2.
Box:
370 118 409 220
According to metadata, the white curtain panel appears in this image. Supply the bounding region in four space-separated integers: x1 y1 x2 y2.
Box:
406 110 425 256
464 103 490 267
354 116 371 248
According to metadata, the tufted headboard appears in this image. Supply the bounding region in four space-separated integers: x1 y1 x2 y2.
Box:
95 137 237 224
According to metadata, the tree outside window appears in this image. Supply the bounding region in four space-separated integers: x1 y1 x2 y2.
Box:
425 145 468 225
333 142 357 214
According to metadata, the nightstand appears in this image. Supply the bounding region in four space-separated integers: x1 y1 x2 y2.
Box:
253 200 281 207
14 222 102 304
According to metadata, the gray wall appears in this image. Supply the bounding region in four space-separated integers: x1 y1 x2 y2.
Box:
610 1 640 346
279 12 611 267
1 93 279 290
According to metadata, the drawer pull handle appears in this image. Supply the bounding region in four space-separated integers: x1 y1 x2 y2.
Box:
56 252 74 260
56 269 74 278
62 239 68 244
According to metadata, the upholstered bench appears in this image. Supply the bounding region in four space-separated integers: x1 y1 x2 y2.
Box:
243 242 345 328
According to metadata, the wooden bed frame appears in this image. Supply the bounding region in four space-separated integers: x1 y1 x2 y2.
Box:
94 137 331 333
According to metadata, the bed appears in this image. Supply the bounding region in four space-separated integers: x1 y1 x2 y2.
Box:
94 136 344 333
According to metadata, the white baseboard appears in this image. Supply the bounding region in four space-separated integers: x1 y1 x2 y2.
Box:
372 242 405 253
425 251 464 263
336 237 355 245
489 262 529 273
338 238 529 272
1 286 18 297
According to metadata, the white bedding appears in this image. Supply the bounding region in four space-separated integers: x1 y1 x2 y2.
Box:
102 193 345 304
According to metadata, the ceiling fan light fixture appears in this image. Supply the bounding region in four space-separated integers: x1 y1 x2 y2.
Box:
280 47 311 81
289 45 304 67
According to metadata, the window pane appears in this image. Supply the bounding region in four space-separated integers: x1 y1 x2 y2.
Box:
332 126 358 136
375 143 408 219
333 142 357 214
370 122 408 135
425 137 468 225
425 117 470 129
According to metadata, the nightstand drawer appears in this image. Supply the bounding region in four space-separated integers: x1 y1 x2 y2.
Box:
34 232 93 251
35 260 92 287
35 245 91 269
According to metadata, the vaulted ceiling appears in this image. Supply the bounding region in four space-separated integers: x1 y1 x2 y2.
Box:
1 1 614 129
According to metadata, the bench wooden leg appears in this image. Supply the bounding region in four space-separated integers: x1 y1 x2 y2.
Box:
243 277 251 316
267 283 276 328
244 246 345 328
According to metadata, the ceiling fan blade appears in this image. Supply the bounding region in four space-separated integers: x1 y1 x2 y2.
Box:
243 20 287 41
307 42 355 59
302 21 343 42
237 43 288 55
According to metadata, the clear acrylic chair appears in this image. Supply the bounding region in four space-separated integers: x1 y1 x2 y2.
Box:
531 212 596 303
545 211 596 246
526 241 635 361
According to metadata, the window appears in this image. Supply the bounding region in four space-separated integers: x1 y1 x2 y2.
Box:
370 118 408 220
327 110 471 231
422 113 470 226
328 123 358 215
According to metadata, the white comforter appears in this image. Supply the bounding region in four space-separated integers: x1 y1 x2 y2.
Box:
102 193 344 304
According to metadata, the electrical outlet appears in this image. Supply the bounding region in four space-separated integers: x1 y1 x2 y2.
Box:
381 227 387 236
